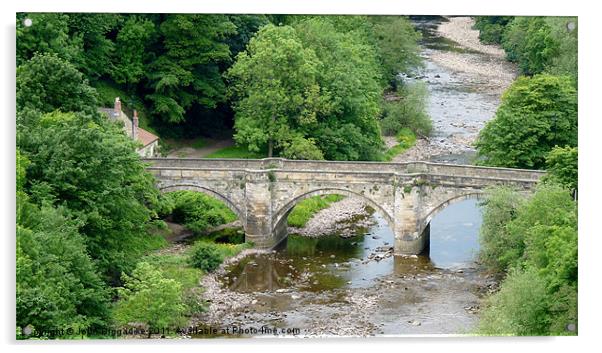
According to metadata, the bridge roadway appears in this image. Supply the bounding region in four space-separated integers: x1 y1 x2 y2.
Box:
143 158 544 255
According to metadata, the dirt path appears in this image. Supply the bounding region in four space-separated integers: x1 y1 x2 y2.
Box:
167 138 234 158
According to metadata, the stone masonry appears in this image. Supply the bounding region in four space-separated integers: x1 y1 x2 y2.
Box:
144 157 545 255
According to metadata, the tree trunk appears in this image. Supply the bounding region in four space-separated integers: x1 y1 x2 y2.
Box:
268 139 273 157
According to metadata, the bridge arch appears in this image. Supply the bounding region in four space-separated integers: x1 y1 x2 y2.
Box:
422 191 484 227
271 187 395 234
158 184 246 226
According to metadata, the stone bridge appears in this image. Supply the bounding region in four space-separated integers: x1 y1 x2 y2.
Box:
143 158 545 255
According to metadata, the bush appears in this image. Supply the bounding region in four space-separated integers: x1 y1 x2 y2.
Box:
477 268 550 335
478 187 526 273
113 262 186 330
381 82 432 137
188 242 224 272
477 184 578 336
17 200 110 335
473 16 514 44
158 190 238 233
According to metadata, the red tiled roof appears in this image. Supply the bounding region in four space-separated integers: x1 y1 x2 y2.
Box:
137 127 159 147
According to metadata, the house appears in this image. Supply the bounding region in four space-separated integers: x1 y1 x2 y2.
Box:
99 97 159 157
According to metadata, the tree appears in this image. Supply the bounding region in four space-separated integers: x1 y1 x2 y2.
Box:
16 13 83 67
114 262 186 329
17 152 109 334
473 16 514 45
544 146 578 192
477 183 578 335
502 17 559 76
294 17 385 160
67 13 122 79
475 74 577 169
478 186 526 273
112 15 156 86
227 24 327 158
16 53 99 126
19 111 164 281
367 16 422 84
146 15 236 124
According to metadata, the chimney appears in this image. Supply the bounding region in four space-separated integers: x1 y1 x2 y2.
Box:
113 97 121 118
132 110 139 142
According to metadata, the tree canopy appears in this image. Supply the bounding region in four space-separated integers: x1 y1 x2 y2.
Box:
475 74 577 169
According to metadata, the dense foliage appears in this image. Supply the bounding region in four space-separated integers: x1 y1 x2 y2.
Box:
113 262 186 329
157 190 238 234
544 146 578 192
477 184 577 335
17 188 110 335
380 82 432 137
228 16 424 160
475 74 577 169
188 242 224 273
474 16 577 80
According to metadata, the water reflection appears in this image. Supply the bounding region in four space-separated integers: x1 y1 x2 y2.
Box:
223 200 482 293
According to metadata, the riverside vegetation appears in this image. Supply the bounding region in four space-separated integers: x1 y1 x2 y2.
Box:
471 16 578 335
16 14 577 338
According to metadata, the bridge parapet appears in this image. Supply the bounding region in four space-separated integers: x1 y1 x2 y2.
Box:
144 157 545 255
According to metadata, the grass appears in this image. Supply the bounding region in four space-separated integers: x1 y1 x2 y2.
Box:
205 145 266 159
287 194 345 228
382 128 417 161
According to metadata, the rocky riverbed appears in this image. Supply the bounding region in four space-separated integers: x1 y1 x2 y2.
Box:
392 16 518 164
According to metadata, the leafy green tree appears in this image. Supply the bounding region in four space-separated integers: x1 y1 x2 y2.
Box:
17 153 109 334
380 82 432 137
473 16 514 44
67 13 122 79
114 262 186 329
146 15 236 123
294 17 385 160
16 13 83 67
502 17 559 75
477 183 577 335
16 53 99 126
227 24 327 158
112 15 156 86
368 16 422 83
544 146 578 191
19 112 164 281
475 74 577 169
478 186 526 273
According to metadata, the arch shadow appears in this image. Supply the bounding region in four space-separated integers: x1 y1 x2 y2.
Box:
159 184 245 226
271 187 395 233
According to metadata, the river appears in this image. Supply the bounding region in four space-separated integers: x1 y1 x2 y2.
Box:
192 16 514 337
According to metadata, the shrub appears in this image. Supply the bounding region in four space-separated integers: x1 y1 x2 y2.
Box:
158 190 238 234
477 268 550 335
188 242 224 273
113 262 186 330
478 187 526 273
381 82 432 137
